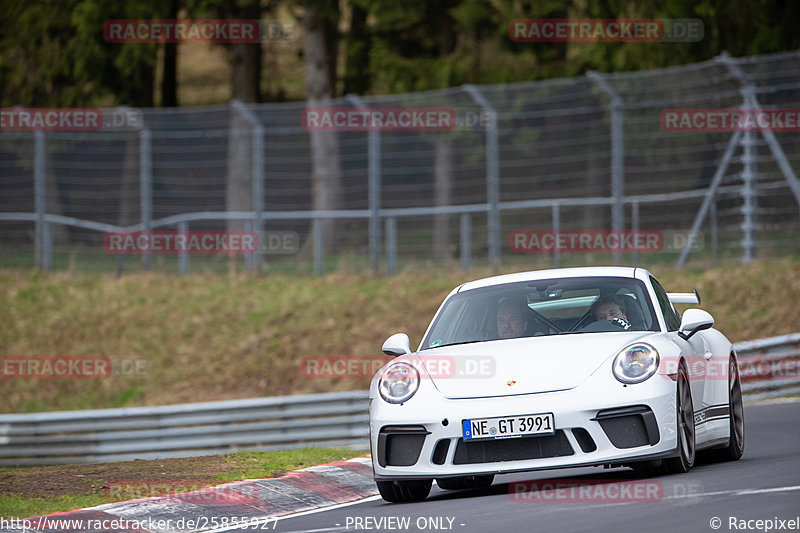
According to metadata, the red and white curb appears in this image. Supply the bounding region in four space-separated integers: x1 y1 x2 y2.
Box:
5 456 378 533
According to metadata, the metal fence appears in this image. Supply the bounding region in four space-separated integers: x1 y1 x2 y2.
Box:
735 332 800 401
0 333 797 466
0 391 370 466
1 50 800 275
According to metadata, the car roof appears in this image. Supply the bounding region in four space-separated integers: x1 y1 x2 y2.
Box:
456 266 648 293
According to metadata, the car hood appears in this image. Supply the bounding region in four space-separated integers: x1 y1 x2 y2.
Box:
417 331 658 399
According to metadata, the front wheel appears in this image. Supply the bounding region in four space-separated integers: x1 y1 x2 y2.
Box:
663 361 696 474
376 479 432 503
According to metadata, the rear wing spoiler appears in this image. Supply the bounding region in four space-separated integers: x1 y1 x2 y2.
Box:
667 289 701 305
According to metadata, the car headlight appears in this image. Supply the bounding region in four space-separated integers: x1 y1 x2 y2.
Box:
378 362 420 404
612 343 659 384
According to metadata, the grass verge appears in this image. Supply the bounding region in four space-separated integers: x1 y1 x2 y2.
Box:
1 258 799 413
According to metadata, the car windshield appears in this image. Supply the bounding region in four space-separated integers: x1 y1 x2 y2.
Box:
420 276 659 350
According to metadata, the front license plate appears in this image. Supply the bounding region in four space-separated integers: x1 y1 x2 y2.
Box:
462 413 555 440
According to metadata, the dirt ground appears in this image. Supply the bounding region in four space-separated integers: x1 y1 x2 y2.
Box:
0 455 244 499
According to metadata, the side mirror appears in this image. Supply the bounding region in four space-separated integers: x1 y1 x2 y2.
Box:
678 309 714 340
382 333 411 357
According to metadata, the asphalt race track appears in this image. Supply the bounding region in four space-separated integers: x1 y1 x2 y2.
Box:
261 401 800 533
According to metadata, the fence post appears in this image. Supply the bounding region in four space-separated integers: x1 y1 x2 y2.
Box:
33 131 51 270
463 85 500 274
252 125 265 272
346 95 381 274
587 71 625 266
631 201 640 267
178 221 189 276
460 213 471 271
139 128 153 271
710 200 718 265
739 129 756 262
42 220 52 270
718 51 800 233
551 204 561 268
676 130 742 268
385 216 397 276
313 217 324 276
726 57 759 263
231 101 265 273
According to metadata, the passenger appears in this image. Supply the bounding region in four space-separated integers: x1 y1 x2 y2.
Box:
590 295 628 322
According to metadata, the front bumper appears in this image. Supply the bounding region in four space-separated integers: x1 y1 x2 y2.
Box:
370 368 679 480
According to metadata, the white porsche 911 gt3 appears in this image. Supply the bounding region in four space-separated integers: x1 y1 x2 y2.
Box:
369 267 744 502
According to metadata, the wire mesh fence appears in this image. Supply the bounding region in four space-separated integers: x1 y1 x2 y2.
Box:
1 50 799 275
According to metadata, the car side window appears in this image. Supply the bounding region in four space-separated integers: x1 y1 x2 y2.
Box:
650 277 681 331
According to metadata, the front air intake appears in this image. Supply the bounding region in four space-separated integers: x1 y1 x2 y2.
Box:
377 425 430 467
592 405 660 449
452 431 573 465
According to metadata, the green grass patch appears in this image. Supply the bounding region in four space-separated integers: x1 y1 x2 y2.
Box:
0 494 108 521
1 258 799 413
218 449 365 481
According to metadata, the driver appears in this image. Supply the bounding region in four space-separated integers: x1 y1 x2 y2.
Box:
496 299 548 339
497 300 528 339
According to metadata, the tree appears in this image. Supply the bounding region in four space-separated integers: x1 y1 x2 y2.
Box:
0 0 163 108
304 0 342 254
161 0 180 107
1 0 166 255
342 0 495 261
343 3 370 96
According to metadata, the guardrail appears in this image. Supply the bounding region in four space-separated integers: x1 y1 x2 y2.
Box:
736 332 800 401
0 391 370 466
1 334 798 465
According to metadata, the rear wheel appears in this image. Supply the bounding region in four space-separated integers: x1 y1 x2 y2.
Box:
663 361 695 474
707 356 745 462
376 479 432 503
436 475 495 491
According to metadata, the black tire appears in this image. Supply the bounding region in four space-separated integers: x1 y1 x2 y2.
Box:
436 475 495 491
376 479 432 503
663 361 696 474
707 356 745 462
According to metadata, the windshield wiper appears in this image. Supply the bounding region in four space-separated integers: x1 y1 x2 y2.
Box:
428 340 485 349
